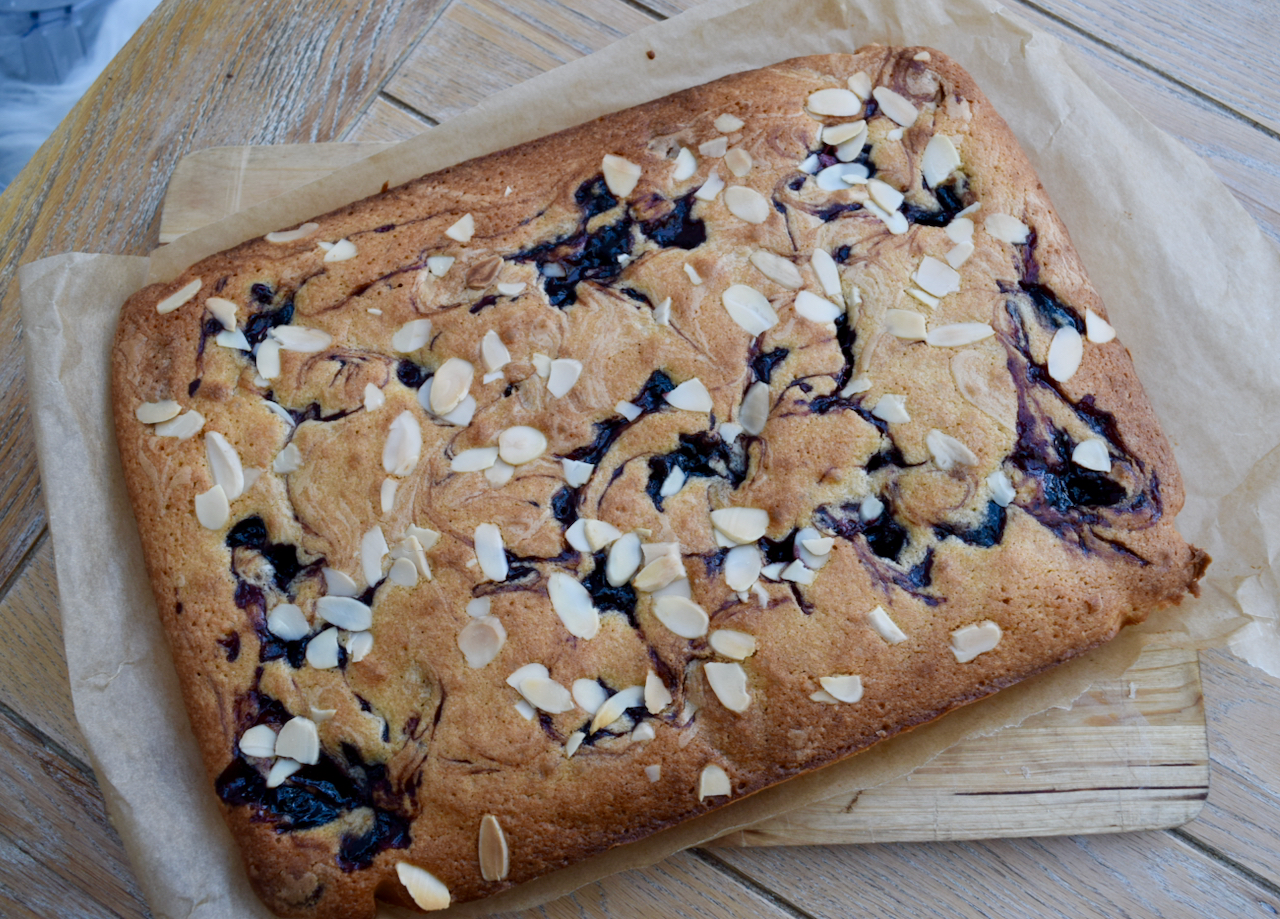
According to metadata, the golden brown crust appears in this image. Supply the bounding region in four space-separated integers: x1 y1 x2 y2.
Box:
111 47 1207 918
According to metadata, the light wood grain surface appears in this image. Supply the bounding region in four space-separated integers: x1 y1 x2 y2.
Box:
0 0 1277 916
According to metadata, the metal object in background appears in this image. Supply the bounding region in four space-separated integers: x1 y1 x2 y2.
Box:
0 0 112 83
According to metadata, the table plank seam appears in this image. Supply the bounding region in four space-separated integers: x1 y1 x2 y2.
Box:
350 2 455 129
1170 827 1280 902
375 90 440 130
1012 0 1280 145
692 848 821 919
0 526 47 613
0 696 94 784
616 0 670 22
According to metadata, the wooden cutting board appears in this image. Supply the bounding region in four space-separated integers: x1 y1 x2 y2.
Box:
158 143 1210 846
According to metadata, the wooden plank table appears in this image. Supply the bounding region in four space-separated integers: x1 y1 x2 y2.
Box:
1 0 1279 915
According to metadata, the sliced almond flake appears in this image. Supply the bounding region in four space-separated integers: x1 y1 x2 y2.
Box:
396 863 450 912
429 358 474 415
810 690 840 704
497 281 526 297
927 322 994 348
615 400 642 421
749 251 802 289
474 523 508 582
641 542 680 565
794 289 843 324
1047 326 1084 382
723 185 770 224
868 178 905 213
458 616 507 668
467 597 492 619
602 154 641 196
907 288 941 310
634 553 686 593
683 262 704 285
946 217 975 243
564 731 585 758
921 134 962 187
388 557 418 587
705 662 751 712
440 394 476 427
518 675 575 713
480 330 511 372
807 87 861 116
780 560 816 585
239 724 278 758
1072 438 1112 472
659 466 686 498
383 411 422 476
644 671 673 715
255 338 283 379
847 71 872 99
590 685 644 733
819 674 864 703
514 700 535 720
957 202 982 218
865 200 909 234
632 722 656 742
951 620 1003 663
262 400 294 428
714 113 744 132
872 394 910 424
579 520 620 551
507 663 549 691
926 429 979 470
693 171 724 201
867 605 907 644
392 319 432 353
482 370 504 385
206 297 237 330
568 680 606 717
345 630 374 663
872 86 918 126
445 214 475 243
721 284 778 336
531 353 552 378
816 163 854 191
822 120 866 145
321 239 357 262
885 309 927 340
478 815 509 882
607 533 642 587
361 525 389 587
835 127 868 163
270 326 333 353
988 469 1016 507
645 297 670 329
561 458 594 488
724 544 762 592
985 213 1030 244
541 262 567 278
709 629 756 660
794 526 830 570
267 604 309 641
154 409 205 440
323 568 360 597
275 716 320 765
653 595 709 638
495 426 545 466
946 241 975 268
673 147 697 181
710 507 769 545
860 496 884 520
316 596 372 631
565 519 591 553
368 308 382 316
136 400 181 424
699 763 731 798
452 446 499 472
799 153 820 174
205 432 244 501
698 136 728 158
391 534 433 580
215 328 251 350
364 383 385 412
724 147 753 178
840 375 872 397
801 536 835 556
547 359 583 397
547 572 600 639
195 485 229 529
1086 309 1117 343
427 255 455 277
156 278 201 314
914 256 961 298
665 378 713 412
265 222 320 244
266 758 302 788
270 442 299 476
807 251 844 309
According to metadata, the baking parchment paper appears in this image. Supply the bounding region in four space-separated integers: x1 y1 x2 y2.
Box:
19 0 1280 914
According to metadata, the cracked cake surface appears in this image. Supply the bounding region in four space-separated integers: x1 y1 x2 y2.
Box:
112 46 1208 918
